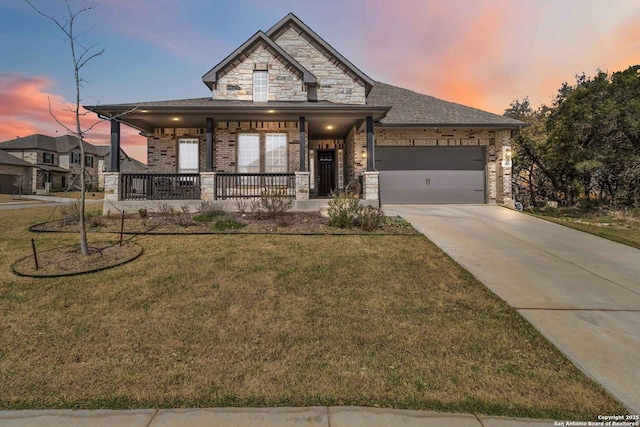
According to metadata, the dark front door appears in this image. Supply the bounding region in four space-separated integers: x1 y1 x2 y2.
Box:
317 150 335 196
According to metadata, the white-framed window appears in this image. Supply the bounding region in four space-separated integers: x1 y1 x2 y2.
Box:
71 152 81 164
253 71 268 102
265 134 287 173
237 134 260 174
178 138 199 173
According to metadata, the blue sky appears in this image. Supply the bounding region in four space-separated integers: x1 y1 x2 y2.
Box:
1 0 639 162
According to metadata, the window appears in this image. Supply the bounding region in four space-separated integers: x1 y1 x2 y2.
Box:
238 133 287 174
178 138 199 173
237 134 260 174
42 152 55 164
84 155 94 167
265 134 287 173
253 71 268 102
71 152 81 164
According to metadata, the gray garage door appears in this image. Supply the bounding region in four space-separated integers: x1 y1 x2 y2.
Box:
0 174 19 194
376 147 485 204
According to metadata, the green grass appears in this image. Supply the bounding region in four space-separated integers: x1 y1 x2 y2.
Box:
0 205 627 418
528 207 640 249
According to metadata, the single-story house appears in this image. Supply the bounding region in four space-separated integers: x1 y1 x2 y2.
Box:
87 13 526 212
0 149 35 195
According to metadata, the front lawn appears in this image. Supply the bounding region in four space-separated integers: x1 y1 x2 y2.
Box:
0 206 626 419
528 207 640 249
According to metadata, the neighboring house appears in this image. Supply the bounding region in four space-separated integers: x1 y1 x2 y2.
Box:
0 134 143 193
87 13 526 210
0 149 35 194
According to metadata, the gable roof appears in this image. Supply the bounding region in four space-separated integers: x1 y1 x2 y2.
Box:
367 82 528 128
54 135 102 155
0 149 35 167
202 31 316 90
266 13 374 95
104 148 147 173
0 134 57 151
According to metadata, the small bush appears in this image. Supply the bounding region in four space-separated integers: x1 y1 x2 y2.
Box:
194 201 225 222
211 215 246 231
60 200 81 225
235 198 249 214
327 192 361 228
171 206 193 227
138 208 148 219
357 205 385 231
328 191 385 230
382 216 412 228
154 201 175 216
251 189 294 219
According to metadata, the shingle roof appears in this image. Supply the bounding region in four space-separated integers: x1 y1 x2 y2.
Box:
87 98 347 109
367 82 527 127
104 149 147 173
54 135 101 155
0 150 35 167
0 134 57 151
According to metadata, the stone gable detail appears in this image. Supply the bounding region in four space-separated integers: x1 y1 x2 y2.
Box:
274 28 366 104
212 44 306 101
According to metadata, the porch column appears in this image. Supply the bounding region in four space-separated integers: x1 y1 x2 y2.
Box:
110 119 120 172
366 116 374 171
299 116 306 172
206 117 214 172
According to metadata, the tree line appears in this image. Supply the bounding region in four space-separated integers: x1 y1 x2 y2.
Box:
504 65 640 208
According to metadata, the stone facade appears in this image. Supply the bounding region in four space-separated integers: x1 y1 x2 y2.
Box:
362 171 379 201
344 126 367 185
213 44 307 102
273 27 366 104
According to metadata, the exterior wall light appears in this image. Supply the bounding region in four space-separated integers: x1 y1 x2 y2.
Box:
502 146 512 168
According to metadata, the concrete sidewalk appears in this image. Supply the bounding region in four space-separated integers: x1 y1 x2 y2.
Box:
0 407 557 427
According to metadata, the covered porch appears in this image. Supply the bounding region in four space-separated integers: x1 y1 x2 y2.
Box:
89 100 389 212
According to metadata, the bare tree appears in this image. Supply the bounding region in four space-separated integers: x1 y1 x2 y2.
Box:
26 0 105 256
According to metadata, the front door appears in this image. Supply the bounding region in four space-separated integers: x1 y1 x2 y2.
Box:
317 150 335 196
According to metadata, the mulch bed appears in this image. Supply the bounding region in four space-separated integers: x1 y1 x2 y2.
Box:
32 211 419 235
12 241 143 277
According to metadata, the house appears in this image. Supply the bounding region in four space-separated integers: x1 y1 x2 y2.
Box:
0 149 35 195
87 13 525 212
0 134 144 194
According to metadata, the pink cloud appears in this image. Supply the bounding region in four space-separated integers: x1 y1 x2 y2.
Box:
0 73 146 162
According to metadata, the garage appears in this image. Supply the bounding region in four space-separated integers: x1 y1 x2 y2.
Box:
0 174 19 194
376 146 486 204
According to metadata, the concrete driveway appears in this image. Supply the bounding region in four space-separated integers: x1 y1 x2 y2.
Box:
384 205 640 414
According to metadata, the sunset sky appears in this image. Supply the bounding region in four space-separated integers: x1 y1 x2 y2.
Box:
1 0 638 162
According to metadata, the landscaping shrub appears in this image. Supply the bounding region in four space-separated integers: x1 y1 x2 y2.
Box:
357 205 385 231
194 200 225 222
171 206 193 227
327 192 361 228
250 189 294 219
328 191 385 230
211 215 246 231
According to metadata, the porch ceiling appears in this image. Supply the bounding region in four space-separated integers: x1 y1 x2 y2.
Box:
85 101 391 140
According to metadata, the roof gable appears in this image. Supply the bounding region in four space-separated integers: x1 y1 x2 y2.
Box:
266 13 374 95
368 82 528 128
202 31 316 90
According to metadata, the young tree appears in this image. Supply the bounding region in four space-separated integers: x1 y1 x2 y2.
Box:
26 0 105 256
